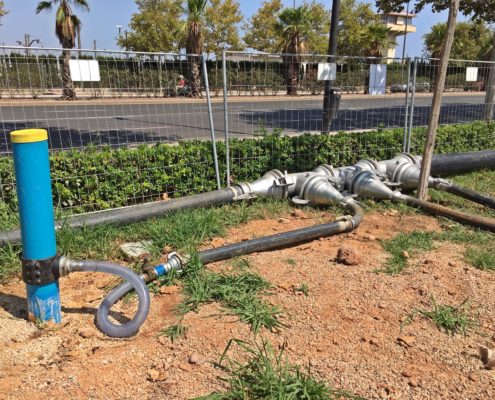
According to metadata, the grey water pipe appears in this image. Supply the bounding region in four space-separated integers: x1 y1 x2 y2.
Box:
375 152 495 210
433 182 495 209
0 188 242 246
199 199 362 264
429 150 495 176
101 177 363 310
343 166 495 233
396 195 495 233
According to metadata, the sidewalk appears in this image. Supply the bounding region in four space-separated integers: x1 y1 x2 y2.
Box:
0 91 485 108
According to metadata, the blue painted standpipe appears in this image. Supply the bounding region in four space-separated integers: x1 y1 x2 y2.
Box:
11 129 61 323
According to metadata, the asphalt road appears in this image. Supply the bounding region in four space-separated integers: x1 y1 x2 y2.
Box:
0 93 486 153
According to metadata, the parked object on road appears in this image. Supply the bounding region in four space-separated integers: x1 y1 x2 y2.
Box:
390 81 431 93
463 81 485 92
390 82 431 93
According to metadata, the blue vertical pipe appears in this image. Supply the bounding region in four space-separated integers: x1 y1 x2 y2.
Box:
11 129 61 323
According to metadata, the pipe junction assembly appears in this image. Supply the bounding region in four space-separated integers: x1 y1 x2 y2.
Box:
8 129 495 338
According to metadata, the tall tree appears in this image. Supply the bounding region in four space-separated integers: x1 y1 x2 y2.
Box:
204 0 243 56
243 0 282 53
378 0 495 199
339 0 379 56
36 0 89 100
119 0 184 53
182 0 207 97
362 24 397 58
424 21 492 60
275 6 312 95
304 0 331 54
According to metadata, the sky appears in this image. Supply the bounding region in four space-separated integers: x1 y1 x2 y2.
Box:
0 1 467 57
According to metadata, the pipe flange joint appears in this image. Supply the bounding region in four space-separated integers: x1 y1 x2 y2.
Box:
231 183 255 200
355 159 379 171
22 255 61 285
431 178 451 190
396 152 420 165
313 164 336 176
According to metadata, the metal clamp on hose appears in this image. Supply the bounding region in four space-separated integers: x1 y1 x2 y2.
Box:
22 255 60 285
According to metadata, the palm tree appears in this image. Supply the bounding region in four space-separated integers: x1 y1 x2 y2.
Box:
424 23 447 59
275 6 312 96
362 24 396 59
182 0 207 98
36 0 89 100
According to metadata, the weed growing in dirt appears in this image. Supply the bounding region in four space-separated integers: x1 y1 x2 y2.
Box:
436 225 494 271
465 248 495 271
294 282 309 296
230 258 251 271
195 338 366 400
404 297 475 335
158 322 188 342
379 231 434 274
285 258 297 266
178 259 283 333
0 243 20 282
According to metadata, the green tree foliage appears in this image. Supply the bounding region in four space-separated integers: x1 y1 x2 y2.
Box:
362 23 397 58
36 0 89 100
244 0 377 55
204 0 244 55
275 6 312 95
376 0 495 19
304 0 331 54
424 21 492 60
338 0 379 56
243 0 283 53
183 0 207 97
119 0 184 52
0 1 8 24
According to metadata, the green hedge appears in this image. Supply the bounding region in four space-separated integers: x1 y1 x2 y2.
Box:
0 122 493 213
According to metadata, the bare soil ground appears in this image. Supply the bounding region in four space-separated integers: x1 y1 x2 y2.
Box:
1 210 494 400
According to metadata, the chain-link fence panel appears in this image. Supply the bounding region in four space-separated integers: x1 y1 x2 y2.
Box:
222 52 414 181
0 46 221 216
407 57 495 154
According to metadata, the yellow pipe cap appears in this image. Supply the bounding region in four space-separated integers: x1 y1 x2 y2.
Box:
11 129 48 144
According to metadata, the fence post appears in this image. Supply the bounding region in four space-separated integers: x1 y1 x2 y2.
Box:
222 50 231 187
202 53 222 190
407 57 419 153
11 129 61 324
403 57 411 152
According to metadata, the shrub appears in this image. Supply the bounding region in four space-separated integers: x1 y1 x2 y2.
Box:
0 121 493 214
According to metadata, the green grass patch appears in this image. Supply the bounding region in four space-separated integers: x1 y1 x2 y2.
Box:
230 258 252 271
465 248 495 271
379 231 435 275
435 224 494 272
294 283 310 296
404 297 475 336
196 339 366 400
158 322 188 342
0 199 292 282
178 257 283 333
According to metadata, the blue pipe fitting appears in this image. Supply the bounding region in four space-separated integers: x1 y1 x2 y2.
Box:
11 129 61 324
